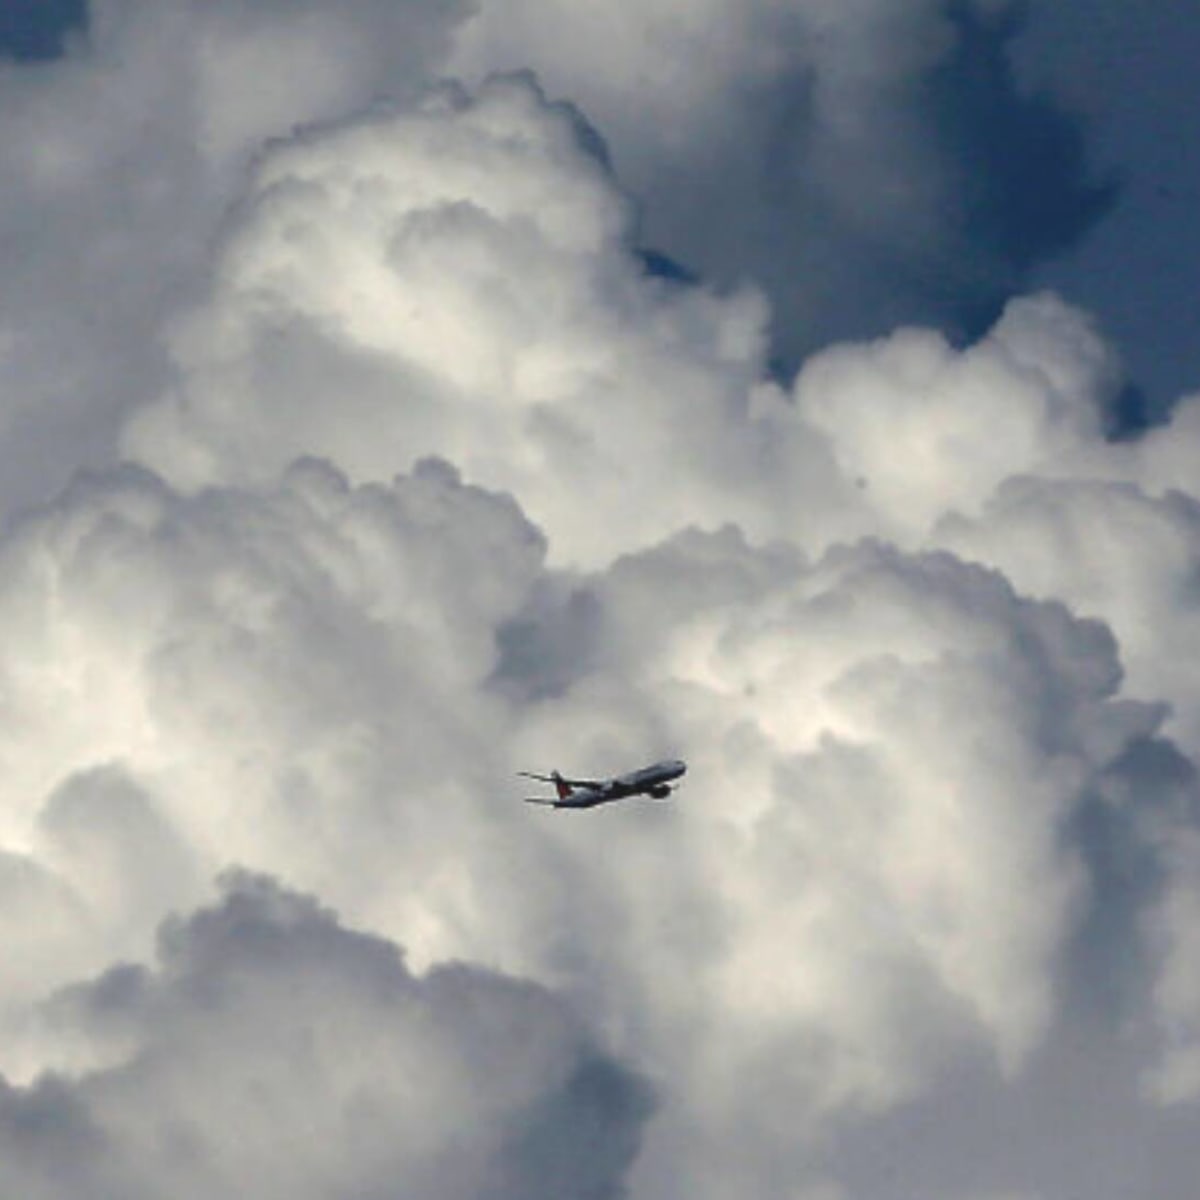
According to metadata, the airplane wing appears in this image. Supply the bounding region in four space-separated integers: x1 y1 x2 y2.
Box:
517 771 605 789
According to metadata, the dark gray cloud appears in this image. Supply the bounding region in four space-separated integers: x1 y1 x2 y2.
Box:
0 873 653 1200
826 1023 1200 1200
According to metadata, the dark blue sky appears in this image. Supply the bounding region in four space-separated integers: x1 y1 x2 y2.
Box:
1019 0 1200 413
0 0 82 59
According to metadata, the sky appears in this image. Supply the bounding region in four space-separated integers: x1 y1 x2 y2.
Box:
1015 0 1200 413
0 2 1198 1199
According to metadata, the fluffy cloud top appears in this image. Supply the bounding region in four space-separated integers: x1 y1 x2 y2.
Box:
121 74 785 567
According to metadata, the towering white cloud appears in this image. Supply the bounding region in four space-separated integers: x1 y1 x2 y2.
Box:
794 292 1122 541
0 3 1196 1200
121 74 792 568
0 444 1179 1196
0 454 547 1048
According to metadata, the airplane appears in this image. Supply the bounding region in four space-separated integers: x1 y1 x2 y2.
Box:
519 759 687 810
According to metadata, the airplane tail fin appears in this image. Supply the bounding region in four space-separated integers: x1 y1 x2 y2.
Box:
516 769 572 802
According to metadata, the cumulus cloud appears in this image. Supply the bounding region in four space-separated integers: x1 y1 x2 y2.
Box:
0 4 1197 1200
0 0 1114 513
529 537 1150 1080
0 444 1183 1195
0 872 653 1200
0 0 465 513
0 453 549 1040
120 74 791 567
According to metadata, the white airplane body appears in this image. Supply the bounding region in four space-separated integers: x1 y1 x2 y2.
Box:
520 759 687 810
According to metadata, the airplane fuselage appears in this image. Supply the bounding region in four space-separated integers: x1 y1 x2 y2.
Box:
551 759 686 809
